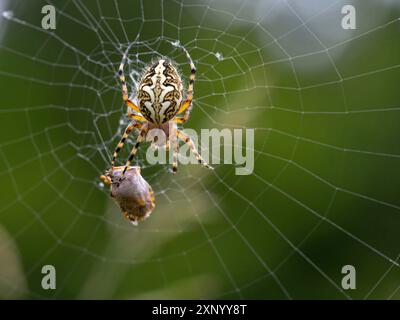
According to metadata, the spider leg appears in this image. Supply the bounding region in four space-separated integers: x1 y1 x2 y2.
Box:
121 125 149 177
128 114 147 122
174 117 188 124
176 46 197 120
176 129 213 170
111 121 142 166
118 52 140 113
165 141 170 152
171 123 179 174
177 99 193 119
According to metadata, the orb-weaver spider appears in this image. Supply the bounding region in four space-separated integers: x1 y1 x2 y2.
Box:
111 46 213 176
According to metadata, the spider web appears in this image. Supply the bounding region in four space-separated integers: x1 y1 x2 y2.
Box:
0 0 399 299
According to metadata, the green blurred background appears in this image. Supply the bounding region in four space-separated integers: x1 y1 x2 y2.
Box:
0 0 399 299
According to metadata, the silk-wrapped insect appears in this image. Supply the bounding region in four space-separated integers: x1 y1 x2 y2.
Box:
100 166 155 225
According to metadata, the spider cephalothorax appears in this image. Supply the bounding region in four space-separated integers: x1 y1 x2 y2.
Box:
111 47 213 175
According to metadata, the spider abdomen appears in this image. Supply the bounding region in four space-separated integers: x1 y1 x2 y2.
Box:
138 59 183 124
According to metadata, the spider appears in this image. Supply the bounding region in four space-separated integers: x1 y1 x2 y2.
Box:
111 47 213 177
